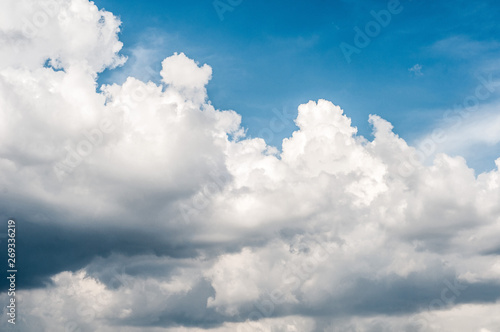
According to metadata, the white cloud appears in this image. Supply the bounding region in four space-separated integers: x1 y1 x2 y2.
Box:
0 0 126 72
430 36 500 59
409 63 423 76
1 0 500 331
414 101 500 170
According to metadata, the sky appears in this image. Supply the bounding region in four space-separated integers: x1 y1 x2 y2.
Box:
93 0 500 172
1 0 500 331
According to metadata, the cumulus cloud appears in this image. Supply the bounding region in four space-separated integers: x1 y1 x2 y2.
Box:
1 0 500 331
0 0 126 72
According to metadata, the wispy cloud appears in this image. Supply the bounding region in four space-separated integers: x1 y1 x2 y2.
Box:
430 36 500 59
409 63 423 76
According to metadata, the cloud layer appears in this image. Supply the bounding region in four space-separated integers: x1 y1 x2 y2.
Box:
1 1 500 331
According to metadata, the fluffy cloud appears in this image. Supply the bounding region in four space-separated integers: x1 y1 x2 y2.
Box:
0 0 126 72
1 0 500 331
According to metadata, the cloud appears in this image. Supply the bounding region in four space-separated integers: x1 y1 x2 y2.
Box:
430 36 500 59
0 0 126 72
409 64 423 76
414 100 500 171
1 0 500 331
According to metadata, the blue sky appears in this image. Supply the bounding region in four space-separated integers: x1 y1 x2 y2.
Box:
96 0 500 172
